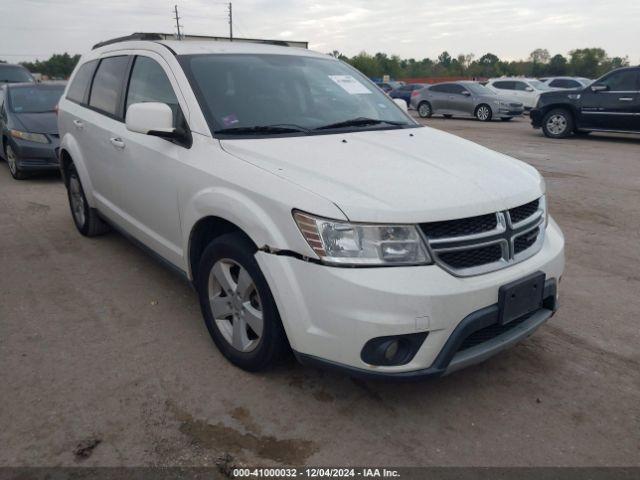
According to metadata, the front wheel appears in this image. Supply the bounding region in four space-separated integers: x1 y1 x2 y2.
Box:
197 232 289 371
475 104 493 122
5 145 27 180
417 102 432 118
542 108 574 139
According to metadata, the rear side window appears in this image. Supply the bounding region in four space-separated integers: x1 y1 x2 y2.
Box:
89 56 129 116
429 84 449 93
66 60 98 104
492 81 514 90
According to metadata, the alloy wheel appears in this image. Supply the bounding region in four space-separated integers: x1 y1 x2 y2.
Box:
477 106 490 121
546 114 567 136
419 103 431 117
208 258 263 353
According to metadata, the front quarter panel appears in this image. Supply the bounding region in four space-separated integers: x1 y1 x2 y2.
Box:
179 135 346 279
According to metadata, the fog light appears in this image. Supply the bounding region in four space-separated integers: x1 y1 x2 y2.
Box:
360 333 428 367
384 340 399 361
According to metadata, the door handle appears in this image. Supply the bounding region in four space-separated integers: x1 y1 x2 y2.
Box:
73 119 84 130
109 137 125 149
618 97 634 101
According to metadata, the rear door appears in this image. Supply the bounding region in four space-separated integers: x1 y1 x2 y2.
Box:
82 55 131 209
579 69 640 131
427 84 451 112
490 81 518 104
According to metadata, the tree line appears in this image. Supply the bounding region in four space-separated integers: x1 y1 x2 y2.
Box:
0 53 81 79
1 47 632 80
331 48 631 80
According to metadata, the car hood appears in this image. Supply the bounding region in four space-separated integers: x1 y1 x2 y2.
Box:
220 126 544 223
12 112 58 135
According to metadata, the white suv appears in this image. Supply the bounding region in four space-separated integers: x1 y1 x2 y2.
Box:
57 35 565 379
485 78 554 109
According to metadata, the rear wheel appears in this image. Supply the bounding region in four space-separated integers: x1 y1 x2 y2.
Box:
5 145 27 180
66 165 110 236
417 101 432 118
475 104 492 122
197 232 289 371
542 108 573 139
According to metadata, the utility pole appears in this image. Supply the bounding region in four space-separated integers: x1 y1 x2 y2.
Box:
228 2 233 41
173 5 183 40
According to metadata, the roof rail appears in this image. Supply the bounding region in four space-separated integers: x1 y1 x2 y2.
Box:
92 33 165 50
92 32 309 50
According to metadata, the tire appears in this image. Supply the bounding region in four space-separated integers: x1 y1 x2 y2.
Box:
417 101 432 118
5 144 27 180
197 232 289 371
542 108 574 139
475 104 493 122
66 164 110 236
500 117 513 122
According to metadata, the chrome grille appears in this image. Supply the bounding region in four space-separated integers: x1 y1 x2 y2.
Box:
420 197 546 276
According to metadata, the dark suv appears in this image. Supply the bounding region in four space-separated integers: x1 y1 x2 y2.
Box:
531 67 640 138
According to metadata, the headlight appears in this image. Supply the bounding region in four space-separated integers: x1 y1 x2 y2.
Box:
10 130 49 144
293 211 431 266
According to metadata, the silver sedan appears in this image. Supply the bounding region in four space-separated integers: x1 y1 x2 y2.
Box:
410 81 524 122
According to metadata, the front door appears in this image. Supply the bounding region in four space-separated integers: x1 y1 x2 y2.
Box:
111 53 189 266
579 69 640 131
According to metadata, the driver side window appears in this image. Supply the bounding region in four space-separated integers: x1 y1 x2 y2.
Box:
126 56 181 124
599 71 640 92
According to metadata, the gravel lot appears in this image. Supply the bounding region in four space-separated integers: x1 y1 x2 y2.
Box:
1 116 639 467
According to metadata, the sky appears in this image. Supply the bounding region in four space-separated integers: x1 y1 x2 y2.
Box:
0 0 638 63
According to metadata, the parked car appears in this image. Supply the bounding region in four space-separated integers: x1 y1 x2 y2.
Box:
0 64 35 85
541 77 592 89
531 66 640 138
389 83 427 107
411 81 524 121
485 77 554 109
375 80 404 93
0 83 65 179
57 34 564 378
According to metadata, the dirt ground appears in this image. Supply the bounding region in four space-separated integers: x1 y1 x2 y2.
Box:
1 116 639 467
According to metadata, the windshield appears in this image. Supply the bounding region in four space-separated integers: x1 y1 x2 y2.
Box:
179 54 414 136
9 86 64 113
0 65 34 84
529 80 551 91
464 83 496 95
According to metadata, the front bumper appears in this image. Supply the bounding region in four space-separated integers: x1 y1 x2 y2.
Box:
530 109 544 128
10 137 60 171
498 107 524 117
257 218 565 377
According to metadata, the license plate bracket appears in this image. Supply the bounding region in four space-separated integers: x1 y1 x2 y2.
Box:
498 272 545 325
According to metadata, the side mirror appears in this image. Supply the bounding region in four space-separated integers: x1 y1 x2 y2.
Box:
393 98 408 112
525 87 534 92
591 84 609 92
461 90 471 96
126 102 175 138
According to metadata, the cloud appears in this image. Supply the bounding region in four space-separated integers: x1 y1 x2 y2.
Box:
0 0 637 62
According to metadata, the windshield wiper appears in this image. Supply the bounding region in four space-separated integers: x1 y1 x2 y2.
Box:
314 117 409 131
214 124 310 135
